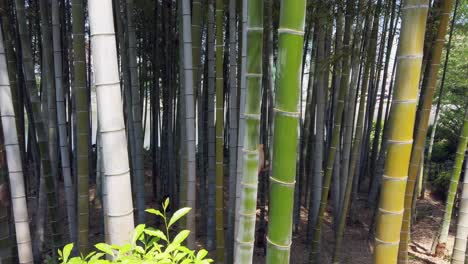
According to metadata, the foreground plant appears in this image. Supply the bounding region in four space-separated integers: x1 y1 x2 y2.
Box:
57 199 212 264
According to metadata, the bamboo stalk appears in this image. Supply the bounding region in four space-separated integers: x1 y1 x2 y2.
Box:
88 0 135 246
374 1 428 262
214 0 225 260
398 1 454 261
233 0 263 263
266 0 306 263
0 28 34 264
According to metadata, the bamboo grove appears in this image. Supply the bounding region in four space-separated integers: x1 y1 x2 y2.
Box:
0 0 467 263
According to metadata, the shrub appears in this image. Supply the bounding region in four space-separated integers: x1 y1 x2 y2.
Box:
431 169 452 199
58 199 212 264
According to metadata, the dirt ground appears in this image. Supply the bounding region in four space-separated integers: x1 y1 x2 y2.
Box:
41 177 454 263
250 192 454 264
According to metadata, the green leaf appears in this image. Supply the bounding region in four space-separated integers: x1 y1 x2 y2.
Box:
144 228 168 242
132 224 146 244
62 243 74 263
68 257 86 264
163 198 170 211
196 249 208 260
168 208 191 228
118 244 132 255
95 243 114 257
134 245 145 254
89 253 106 261
172 230 190 245
145 208 164 218
84 251 96 261
175 251 188 262
176 246 192 255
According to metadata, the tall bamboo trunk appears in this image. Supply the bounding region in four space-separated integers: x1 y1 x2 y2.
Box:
421 0 459 200
126 0 145 224
368 0 398 206
452 155 468 264
14 0 62 257
399 1 454 261
233 1 263 263
373 1 428 262
0 119 13 264
39 1 60 231
214 0 225 260
340 0 366 216
226 0 239 260
88 0 135 246
266 0 306 263
309 2 327 230
51 0 76 244
0 28 34 264
206 0 216 250
234 0 247 244
71 0 91 252
436 110 468 251
180 0 197 248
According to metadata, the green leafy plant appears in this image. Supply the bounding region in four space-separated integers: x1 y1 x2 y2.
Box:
58 198 212 264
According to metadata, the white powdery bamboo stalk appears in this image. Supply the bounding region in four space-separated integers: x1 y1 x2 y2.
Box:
88 0 135 245
0 28 34 264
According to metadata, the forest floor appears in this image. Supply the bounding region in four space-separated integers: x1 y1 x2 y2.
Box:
43 178 454 264
250 191 454 264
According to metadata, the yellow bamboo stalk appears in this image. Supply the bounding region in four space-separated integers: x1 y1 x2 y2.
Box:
398 1 453 262
374 1 428 263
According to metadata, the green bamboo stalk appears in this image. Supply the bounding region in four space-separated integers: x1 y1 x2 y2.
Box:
214 0 225 261
373 1 428 262
437 109 468 249
233 0 263 263
421 0 458 197
399 1 454 261
71 0 90 252
266 0 306 263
